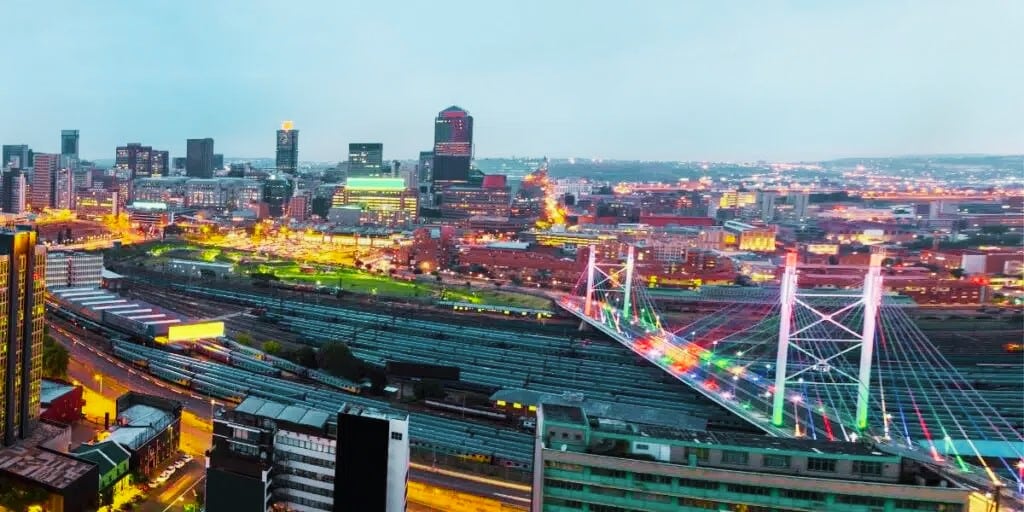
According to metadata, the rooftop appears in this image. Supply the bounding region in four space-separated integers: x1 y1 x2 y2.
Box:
72 440 130 476
235 396 331 429
106 404 175 451
0 423 96 490
40 379 77 405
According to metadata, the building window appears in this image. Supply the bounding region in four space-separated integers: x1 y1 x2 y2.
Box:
838 494 885 507
678 478 719 490
691 447 710 462
635 443 649 450
806 457 836 472
589 467 627 479
726 484 771 496
544 479 583 491
391 432 403 441
852 460 883 476
590 486 627 497
721 450 748 465
635 473 672 485
782 489 825 502
763 454 790 468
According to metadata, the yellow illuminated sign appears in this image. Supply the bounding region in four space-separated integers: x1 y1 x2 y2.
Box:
167 322 225 342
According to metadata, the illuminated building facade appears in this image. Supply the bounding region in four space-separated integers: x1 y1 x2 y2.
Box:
723 220 776 252
115 143 168 178
0 227 46 446
438 175 511 219
333 178 417 227
32 152 59 210
185 178 261 210
432 106 473 185
275 121 299 175
348 143 385 177
74 190 118 220
132 177 189 207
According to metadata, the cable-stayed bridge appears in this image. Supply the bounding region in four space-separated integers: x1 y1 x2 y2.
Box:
559 247 1024 503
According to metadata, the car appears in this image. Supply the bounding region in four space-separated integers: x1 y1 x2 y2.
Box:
180 454 194 463
173 460 187 469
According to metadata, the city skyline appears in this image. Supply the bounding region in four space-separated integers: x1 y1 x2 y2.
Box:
1 1 1021 163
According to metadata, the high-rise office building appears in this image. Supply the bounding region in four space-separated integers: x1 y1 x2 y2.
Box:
0 171 28 214
172 157 187 174
792 192 810 220
115 143 154 178
60 129 79 169
432 106 473 185
55 168 76 210
347 143 384 177
275 121 299 175
2 145 31 170
213 154 224 171
262 176 294 218
757 190 777 222
206 396 408 512
32 153 59 210
417 151 435 209
186 138 215 178
152 150 169 177
0 227 46 446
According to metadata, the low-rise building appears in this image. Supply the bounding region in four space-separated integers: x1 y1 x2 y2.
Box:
72 440 133 509
0 422 98 512
532 403 996 512
44 251 104 290
40 379 84 425
206 396 409 512
105 392 182 478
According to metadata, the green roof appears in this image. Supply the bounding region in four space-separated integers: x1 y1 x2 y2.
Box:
73 441 130 476
346 178 406 191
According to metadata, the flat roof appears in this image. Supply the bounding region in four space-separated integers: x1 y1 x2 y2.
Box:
0 423 96 490
106 404 175 451
40 379 76 405
54 287 190 327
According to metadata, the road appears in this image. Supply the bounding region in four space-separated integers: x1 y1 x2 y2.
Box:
53 316 532 509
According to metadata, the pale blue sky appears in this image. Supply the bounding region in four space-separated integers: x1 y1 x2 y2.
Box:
1 0 1021 162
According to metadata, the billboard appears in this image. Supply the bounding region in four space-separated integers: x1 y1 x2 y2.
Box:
167 321 225 342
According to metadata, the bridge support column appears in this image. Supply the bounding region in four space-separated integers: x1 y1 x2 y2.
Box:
622 245 635 324
856 252 884 431
584 246 596 317
772 252 798 427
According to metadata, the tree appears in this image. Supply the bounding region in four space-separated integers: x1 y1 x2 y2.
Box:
317 342 363 381
235 333 253 346
291 346 318 368
263 340 282 355
42 336 70 379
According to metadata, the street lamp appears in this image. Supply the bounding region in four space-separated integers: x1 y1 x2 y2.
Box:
93 374 103 394
790 395 802 436
210 398 216 422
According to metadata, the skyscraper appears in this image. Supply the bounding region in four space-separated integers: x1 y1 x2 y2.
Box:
186 138 215 178
60 129 79 169
275 121 299 175
152 150 169 177
115 143 154 178
432 106 473 185
1 145 31 170
0 227 46 446
213 154 224 171
32 153 59 210
0 171 28 214
347 143 384 177
417 150 435 209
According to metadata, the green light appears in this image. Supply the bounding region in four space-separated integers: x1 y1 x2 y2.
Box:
346 178 407 191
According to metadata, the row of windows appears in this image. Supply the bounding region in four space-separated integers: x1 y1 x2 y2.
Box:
280 480 333 498
276 434 336 455
279 465 334 483
280 494 332 511
275 449 334 468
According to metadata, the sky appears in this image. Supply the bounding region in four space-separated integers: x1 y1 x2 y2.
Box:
1 0 1021 162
